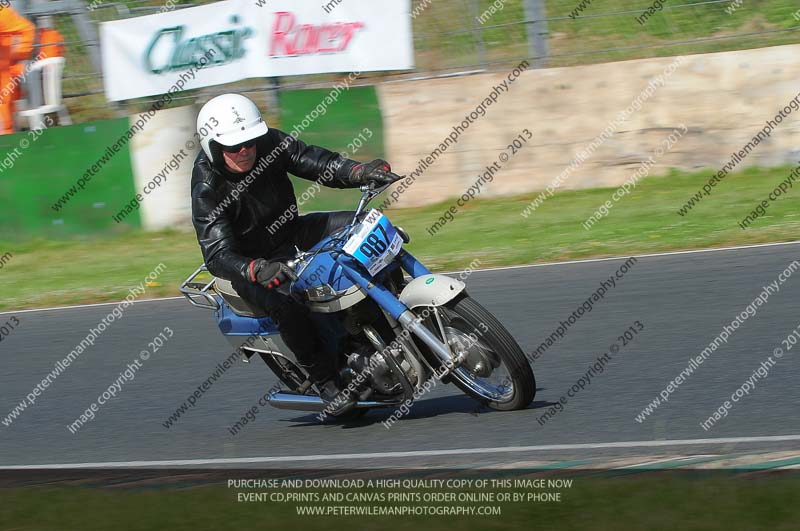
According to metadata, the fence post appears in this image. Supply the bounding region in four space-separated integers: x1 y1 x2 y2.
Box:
468 0 488 69
69 0 103 77
524 0 549 68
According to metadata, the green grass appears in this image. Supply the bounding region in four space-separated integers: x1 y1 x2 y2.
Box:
415 0 800 69
2 474 799 530
1 164 798 310
543 0 800 66
400 164 800 271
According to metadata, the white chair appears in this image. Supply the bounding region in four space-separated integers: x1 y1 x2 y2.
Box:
18 56 72 130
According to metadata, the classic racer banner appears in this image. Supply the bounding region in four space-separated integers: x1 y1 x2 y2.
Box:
100 0 413 101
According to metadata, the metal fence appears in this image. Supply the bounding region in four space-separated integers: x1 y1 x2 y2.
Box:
12 0 800 122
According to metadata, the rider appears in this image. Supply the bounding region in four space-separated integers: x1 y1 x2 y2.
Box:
191 94 395 413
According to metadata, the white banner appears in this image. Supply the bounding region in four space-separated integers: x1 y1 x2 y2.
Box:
101 0 414 101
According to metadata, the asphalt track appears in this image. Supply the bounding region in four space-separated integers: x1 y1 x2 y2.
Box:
1 241 799 469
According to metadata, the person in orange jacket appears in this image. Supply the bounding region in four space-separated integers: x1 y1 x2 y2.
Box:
37 17 65 60
0 4 34 134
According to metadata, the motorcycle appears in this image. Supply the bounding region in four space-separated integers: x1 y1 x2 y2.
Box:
179 176 536 420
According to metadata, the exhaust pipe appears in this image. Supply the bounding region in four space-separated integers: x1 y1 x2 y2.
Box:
267 392 399 412
268 393 327 412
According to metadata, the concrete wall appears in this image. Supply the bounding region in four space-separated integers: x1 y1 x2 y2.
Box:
378 43 800 207
129 106 199 231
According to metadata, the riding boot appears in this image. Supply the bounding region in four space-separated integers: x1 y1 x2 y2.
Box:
317 377 356 416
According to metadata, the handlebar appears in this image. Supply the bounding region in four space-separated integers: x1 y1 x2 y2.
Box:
371 170 402 190
350 171 402 225
288 171 403 277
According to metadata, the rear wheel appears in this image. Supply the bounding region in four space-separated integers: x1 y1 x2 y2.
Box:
419 295 535 411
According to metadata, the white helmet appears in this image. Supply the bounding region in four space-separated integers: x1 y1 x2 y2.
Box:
196 94 268 164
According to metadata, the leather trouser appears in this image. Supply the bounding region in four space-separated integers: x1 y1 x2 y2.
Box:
231 211 355 383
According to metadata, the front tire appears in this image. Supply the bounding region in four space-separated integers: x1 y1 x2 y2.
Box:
422 295 535 411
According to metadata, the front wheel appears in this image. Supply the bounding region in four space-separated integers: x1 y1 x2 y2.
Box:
420 295 535 411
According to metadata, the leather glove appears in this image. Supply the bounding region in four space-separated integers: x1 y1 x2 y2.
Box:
248 259 289 289
349 159 396 186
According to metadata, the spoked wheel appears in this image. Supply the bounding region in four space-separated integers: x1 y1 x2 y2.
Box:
420 294 535 411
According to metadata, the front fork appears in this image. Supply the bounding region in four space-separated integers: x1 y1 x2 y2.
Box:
336 251 463 381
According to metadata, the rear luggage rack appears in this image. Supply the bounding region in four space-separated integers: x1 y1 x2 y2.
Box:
179 264 220 310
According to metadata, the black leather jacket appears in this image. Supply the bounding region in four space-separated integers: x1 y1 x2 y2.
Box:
191 128 360 282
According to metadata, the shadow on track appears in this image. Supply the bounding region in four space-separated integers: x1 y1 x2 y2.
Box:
281 389 551 429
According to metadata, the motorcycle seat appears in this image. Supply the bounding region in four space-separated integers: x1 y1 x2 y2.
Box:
214 278 270 318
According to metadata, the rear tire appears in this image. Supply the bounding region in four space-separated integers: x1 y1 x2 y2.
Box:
426 295 535 411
